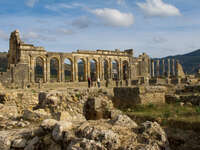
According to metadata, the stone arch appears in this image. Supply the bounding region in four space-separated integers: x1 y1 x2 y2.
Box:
112 59 119 80
50 57 59 82
64 58 72 81
77 58 85 82
122 60 129 80
103 59 109 80
35 56 44 83
90 59 97 81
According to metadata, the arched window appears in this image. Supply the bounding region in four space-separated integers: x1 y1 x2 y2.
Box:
112 60 119 80
90 59 97 81
104 59 108 80
78 58 85 81
64 58 72 81
35 57 44 83
50 57 59 82
123 60 129 80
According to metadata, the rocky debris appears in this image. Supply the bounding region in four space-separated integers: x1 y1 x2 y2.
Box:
0 104 18 119
0 117 30 130
84 95 114 120
0 91 38 114
22 109 51 121
0 115 170 150
40 119 58 131
52 121 73 141
136 121 169 149
109 114 138 128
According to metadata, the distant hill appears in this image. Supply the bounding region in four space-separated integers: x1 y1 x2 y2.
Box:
158 49 200 74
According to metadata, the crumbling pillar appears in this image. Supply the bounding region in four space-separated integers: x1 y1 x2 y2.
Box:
156 60 160 77
151 60 154 77
86 57 89 79
61 57 65 82
162 59 165 76
109 58 112 79
172 59 175 76
149 59 151 77
73 56 78 81
168 59 170 77
46 57 50 82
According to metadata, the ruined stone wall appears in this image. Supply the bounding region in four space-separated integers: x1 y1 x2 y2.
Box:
4 30 151 86
113 86 166 107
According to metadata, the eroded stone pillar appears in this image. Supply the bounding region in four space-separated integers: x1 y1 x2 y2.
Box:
162 59 165 76
46 57 50 82
86 57 90 79
43 59 47 83
61 56 65 82
149 59 151 77
73 56 78 81
98 57 101 79
151 60 154 77
156 60 160 77
168 59 170 77
109 58 112 79
172 59 175 76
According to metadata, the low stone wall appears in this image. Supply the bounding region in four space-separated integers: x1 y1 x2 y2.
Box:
113 86 166 107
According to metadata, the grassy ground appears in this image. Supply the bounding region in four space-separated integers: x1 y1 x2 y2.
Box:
122 103 200 131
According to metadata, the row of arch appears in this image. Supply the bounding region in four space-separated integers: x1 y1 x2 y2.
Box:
34 57 129 83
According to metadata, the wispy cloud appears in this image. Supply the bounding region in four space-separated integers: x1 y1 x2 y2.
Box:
25 0 39 8
91 8 134 27
45 3 85 12
137 0 181 17
72 16 92 29
0 30 9 41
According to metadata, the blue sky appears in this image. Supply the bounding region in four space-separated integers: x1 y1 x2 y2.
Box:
0 0 200 58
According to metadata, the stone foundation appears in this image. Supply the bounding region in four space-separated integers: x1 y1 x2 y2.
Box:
113 86 166 107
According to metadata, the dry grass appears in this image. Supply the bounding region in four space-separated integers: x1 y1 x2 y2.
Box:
122 103 200 130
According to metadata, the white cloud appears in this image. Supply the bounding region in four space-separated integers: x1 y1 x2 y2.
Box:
26 0 39 8
92 8 134 27
137 0 181 17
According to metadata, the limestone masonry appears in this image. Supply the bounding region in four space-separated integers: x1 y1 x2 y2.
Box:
0 30 185 87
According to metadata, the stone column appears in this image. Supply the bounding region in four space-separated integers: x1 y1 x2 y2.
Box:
151 60 154 77
162 59 165 77
31 56 35 83
172 59 175 76
43 59 47 83
109 58 112 79
86 57 90 79
168 59 170 77
46 57 50 82
73 56 78 81
84 58 87 81
61 57 65 82
98 57 101 79
156 60 160 77
58 59 61 82
102 60 104 80
149 59 151 78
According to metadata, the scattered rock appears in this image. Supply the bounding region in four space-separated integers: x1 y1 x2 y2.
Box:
40 119 58 131
52 121 73 141
110 114 138 128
